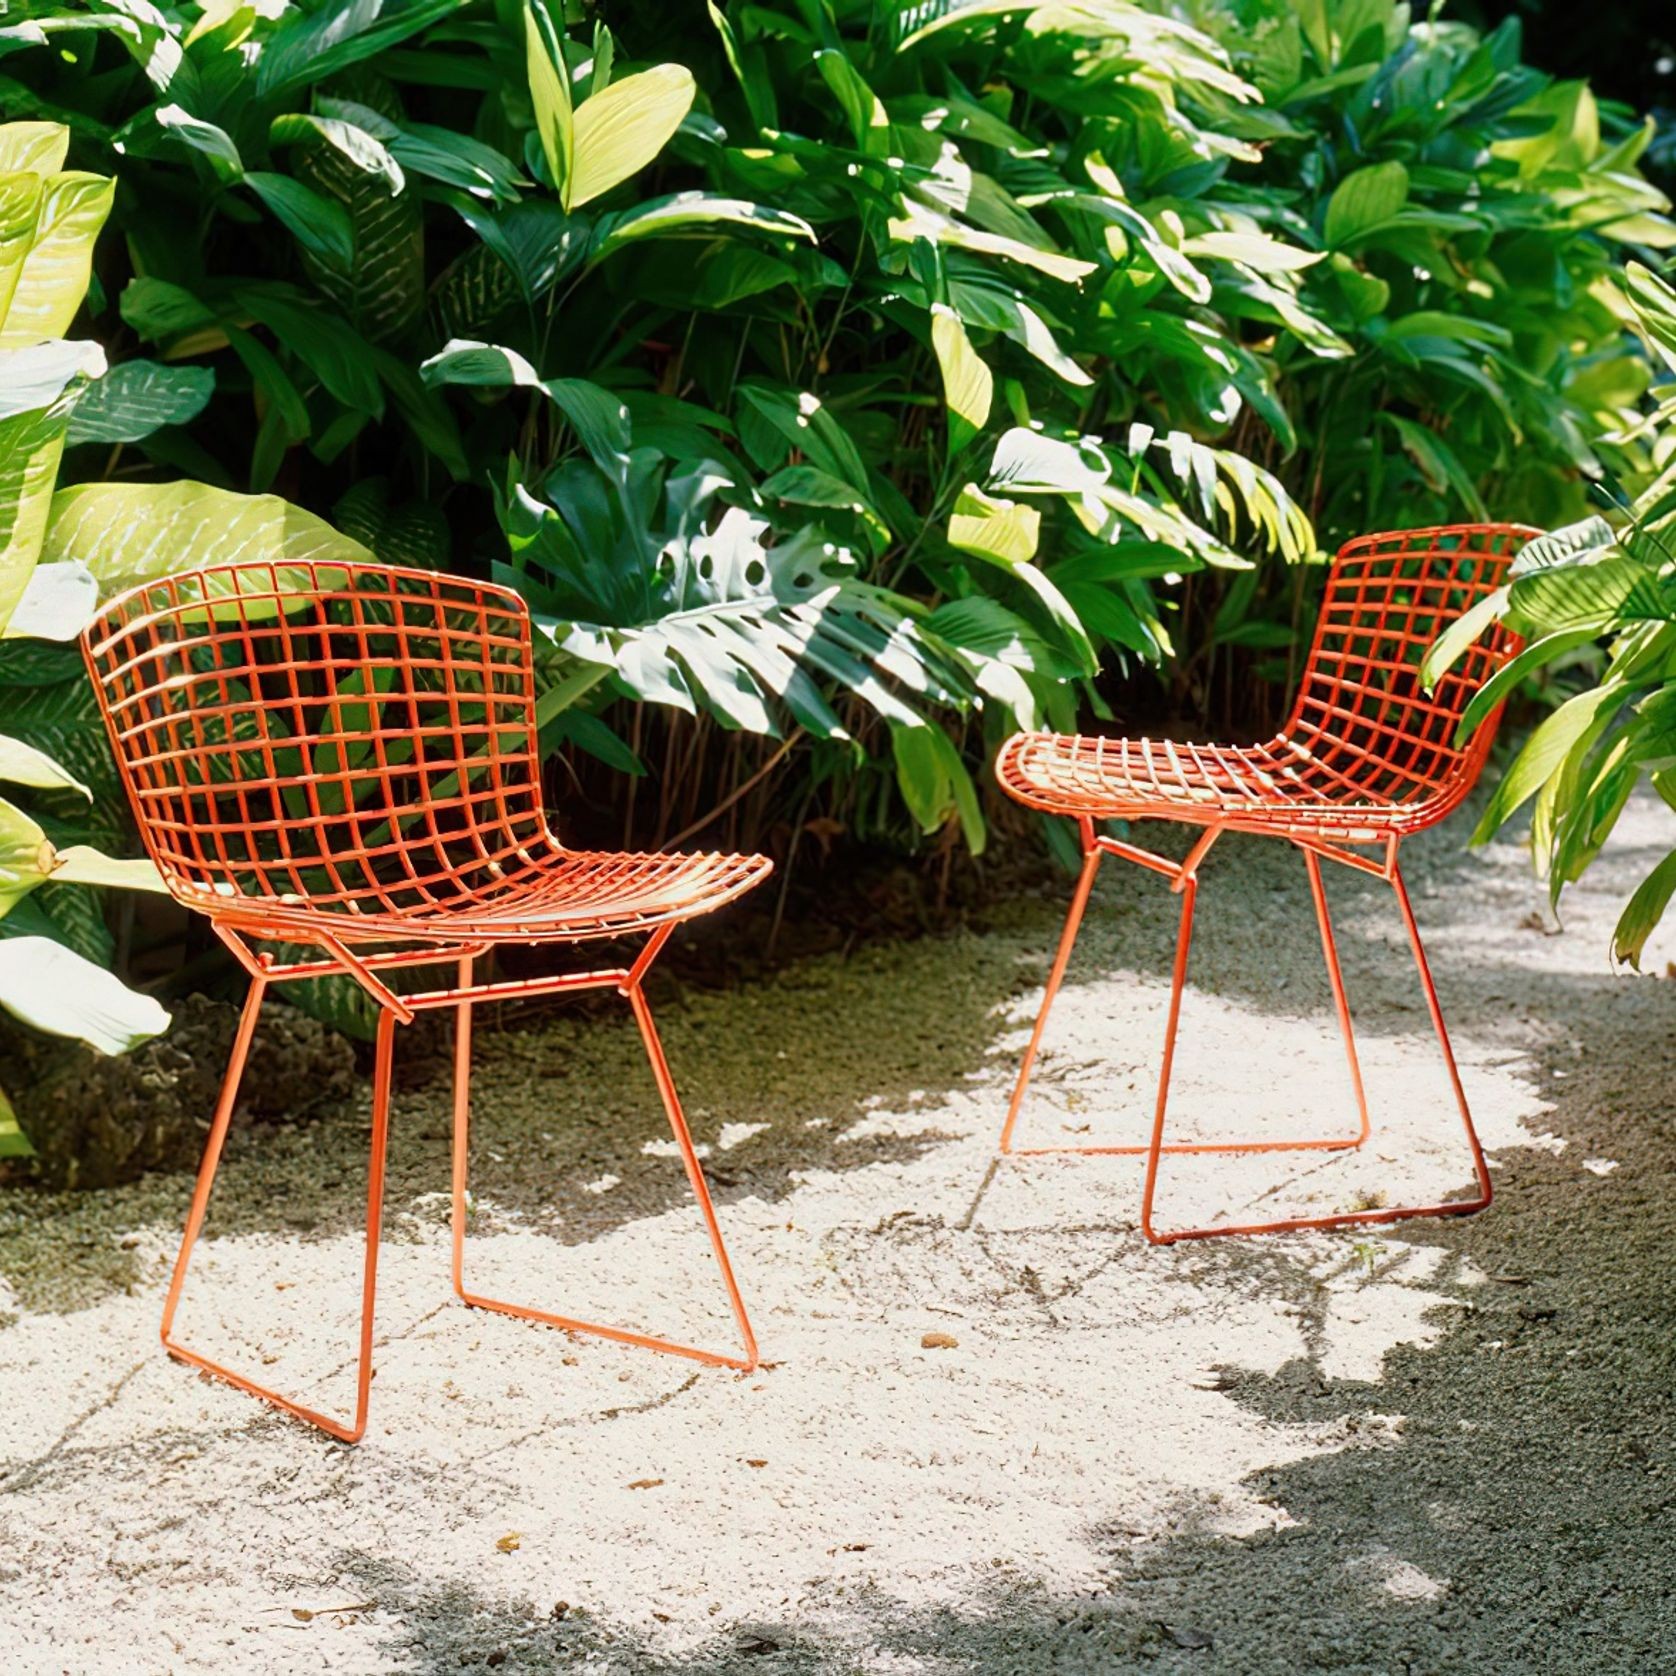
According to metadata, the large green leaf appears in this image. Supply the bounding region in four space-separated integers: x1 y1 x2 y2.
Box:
590 193 815 259
40 480 373 599
270 112 404 196
930 303 991 448
523 0 573 202
246 172 356 270
1612 849 1676 968
256 0 463 99
291 143 424 344
1470 683 1628 844
0 732 88 799
0 935 169 1055
0 794 52 915
1322 160 1409 246
0 168 113 347
64 360 214 446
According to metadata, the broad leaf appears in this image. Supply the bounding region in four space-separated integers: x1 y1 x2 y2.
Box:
0 169 114 348
930 304 992 448
568 64 695 209
0 339 104 635
0 733 88 799
1323 160 1409 246
41 480 373 599
65 360 214 446
257 0 462 99
0 935 170 1054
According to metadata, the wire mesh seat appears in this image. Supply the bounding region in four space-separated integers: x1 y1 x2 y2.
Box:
83 558 769 1442
995 523 1536 1242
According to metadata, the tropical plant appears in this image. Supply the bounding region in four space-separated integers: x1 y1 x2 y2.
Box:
407 0 1342 854
1424 259 1676 968
0 117 389 1141
1172 0 1676 725
0 118 172 1150
4 0 1668 868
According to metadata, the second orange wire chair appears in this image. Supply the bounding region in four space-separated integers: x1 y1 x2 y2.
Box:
995 523 1536 1243
83 559 769 1442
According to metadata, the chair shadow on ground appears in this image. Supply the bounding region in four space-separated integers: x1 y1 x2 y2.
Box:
5 799 1674 1670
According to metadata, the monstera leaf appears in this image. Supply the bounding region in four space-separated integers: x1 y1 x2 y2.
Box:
424 339 987 739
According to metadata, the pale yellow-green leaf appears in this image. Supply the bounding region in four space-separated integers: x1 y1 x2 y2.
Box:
0 122 69 177
50 845 169 893
0 173 45 339
0 173 114 347
568 64 696 210
0 1082 30 1158
0 342 102 635
947 485 1039 565
42 479 373 603
890 201 1095 285
0 795 53 917
1183 230 1325 273
930 304 992 443
0 734 89 800
0 935 170 1054
523 1 573 205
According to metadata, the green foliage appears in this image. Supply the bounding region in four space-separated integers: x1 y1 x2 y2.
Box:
1437 261 1676 967
0 119 174 1114
1 0 1669 865
1169 0 1675 719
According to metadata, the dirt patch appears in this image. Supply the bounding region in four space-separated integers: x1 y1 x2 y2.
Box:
5 995 356 1191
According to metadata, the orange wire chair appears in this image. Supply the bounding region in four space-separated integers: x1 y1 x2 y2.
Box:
995 523 1537 1243
83 558 770 1441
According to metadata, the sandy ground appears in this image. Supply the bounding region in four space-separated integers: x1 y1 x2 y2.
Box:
2 794 1674 1676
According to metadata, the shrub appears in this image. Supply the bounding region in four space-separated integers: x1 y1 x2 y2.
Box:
1 0 1668 863
1163 0 1676 725
1426 259 1676 967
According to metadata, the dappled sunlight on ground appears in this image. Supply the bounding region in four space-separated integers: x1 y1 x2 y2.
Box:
2 796 1673 1673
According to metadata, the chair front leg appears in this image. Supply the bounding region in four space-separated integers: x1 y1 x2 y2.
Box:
999 843 1102 1153
450 934 758 1371
1389 857 1493 1216
1302 846 1372 1148
162 983 395 1443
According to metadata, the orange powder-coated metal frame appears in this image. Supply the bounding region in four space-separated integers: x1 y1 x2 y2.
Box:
82 558 769 1441
994 523 1537 1242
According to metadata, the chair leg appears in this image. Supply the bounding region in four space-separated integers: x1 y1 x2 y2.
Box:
160 982 395 1443
1303 847 1372 1149
1142 857 1493 1243
450 966 758 1372
1004 848 1367 1161
999 846 1102 1153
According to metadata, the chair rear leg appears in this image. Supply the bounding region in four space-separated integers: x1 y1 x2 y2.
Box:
1303 847 1371 1148
450 957 758 1372
1005 845 1368 1163
162 983 395 1443
999 845 1102 1153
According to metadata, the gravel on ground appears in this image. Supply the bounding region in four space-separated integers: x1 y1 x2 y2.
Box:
2 795 1673 1675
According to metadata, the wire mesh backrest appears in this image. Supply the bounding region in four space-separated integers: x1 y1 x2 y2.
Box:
82 560 549 918
1283 523 1534 806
